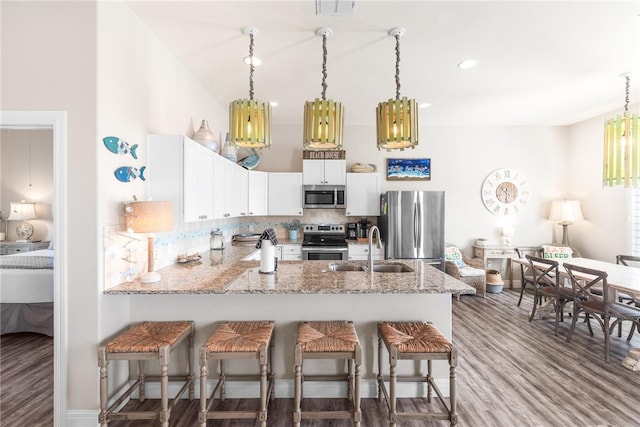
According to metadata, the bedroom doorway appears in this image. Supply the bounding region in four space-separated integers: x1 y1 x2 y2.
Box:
0 111 67 426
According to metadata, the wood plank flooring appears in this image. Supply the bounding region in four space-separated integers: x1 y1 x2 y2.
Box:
0 332 53 426
3 290 640 426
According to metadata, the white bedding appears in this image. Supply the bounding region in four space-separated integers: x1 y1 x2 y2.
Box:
0 249 54 303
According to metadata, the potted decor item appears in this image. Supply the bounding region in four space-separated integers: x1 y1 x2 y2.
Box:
282 219 301 241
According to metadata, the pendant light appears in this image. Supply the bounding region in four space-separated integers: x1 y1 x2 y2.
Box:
229 27 272 149
376 27 418 151
604 73 639 188
303 27 344 150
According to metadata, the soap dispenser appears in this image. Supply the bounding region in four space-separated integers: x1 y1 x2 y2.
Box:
210 229 224 251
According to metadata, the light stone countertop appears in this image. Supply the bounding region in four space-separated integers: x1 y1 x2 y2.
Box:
105 245 475 296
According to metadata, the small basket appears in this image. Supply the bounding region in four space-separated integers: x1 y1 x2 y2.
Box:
486 269 504 293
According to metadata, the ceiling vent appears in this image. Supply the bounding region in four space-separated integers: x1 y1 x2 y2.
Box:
316 0 356 16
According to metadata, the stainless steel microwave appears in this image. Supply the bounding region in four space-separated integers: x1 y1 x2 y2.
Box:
303 185 346 209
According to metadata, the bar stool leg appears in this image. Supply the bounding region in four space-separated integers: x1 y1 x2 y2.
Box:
354 345 362 427
293 344 302 427
450 348 458 426
188 331 195 400
427 359 433 402
259 344 268 427
198 348 208 427
159 347 170 427
98 348 108 427
377 335 383 402
389 346 397 427
138 360 145 402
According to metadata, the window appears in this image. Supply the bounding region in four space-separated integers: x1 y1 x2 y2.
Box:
632 188 640 256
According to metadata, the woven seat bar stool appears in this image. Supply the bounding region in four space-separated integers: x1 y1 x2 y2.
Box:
293 320 362 427
199 320 275 427
97 320 195 427
377 321 458 426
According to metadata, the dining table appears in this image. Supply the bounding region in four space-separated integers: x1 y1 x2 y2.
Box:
511 256 640 299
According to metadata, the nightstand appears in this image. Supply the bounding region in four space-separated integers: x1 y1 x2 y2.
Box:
0 241 50 255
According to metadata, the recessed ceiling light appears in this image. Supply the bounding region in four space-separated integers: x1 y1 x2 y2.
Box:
419 102 432 108
458 59 479 70
269 101 279 107
244 55 262 66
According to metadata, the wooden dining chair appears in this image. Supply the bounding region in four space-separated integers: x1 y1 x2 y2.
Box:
516 248 542 306
564 263 640 363
526 255 573 336
616 255 640 339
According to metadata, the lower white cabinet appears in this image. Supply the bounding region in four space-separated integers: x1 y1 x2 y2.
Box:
348 242 384 261
281 244 302 260
346 173 380 217
268 173 303 216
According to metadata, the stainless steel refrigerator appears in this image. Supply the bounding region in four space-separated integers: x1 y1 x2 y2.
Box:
378 191 445 270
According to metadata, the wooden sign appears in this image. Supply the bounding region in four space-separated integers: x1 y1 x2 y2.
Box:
303 150 346 160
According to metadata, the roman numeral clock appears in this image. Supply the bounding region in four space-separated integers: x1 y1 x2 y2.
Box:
481 168 530 216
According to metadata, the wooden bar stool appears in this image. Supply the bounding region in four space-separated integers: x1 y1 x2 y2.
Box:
377 321 458 426
97 320 195 427
199 320 275 427
293 320 362 427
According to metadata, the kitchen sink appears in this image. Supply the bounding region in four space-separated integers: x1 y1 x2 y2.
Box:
328 263 367 272
372 263 414 273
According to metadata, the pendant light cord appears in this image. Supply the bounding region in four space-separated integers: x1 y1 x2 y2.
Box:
395 33 401 100
321 33 328 101
249 32 255 101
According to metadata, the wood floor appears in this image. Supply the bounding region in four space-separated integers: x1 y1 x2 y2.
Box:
3 290 640 426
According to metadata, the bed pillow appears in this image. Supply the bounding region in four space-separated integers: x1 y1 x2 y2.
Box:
445 246 466 268
48 240 54 250
542 245 572 261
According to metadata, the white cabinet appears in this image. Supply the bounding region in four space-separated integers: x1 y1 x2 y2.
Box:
148 134 214 223
248 170 268 216
303 159 346 185
268 173 303 216
213 154 249 218
232 165 249 217
212 154 228 219
348 242 385 261
280 244 302 260
346 173 380 216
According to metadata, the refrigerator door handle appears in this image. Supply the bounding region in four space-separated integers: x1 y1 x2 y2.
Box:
413 201 419 248
417 201 422 248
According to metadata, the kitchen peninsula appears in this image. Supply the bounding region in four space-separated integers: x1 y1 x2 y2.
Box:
106 245 475 397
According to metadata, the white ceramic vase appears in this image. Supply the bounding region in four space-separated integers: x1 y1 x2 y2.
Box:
193 119 219 153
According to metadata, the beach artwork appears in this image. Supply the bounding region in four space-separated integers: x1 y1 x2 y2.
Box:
386 158 431 181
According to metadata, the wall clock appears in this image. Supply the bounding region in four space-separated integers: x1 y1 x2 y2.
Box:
481 168 530 216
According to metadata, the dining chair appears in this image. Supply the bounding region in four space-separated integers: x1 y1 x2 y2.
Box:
516 248 542 306
616 255 640 339
526 255 573 336
564 263 640 363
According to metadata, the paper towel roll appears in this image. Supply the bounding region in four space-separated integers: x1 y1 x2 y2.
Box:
260 240 275 273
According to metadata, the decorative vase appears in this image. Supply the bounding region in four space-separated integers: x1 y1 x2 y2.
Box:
221 132 237 163
289 229 299 241
193 120 219 153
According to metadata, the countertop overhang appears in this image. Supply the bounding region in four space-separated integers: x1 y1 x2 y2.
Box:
105 245 476 296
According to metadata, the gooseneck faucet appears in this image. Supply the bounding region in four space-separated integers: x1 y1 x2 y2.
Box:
368 225 382 272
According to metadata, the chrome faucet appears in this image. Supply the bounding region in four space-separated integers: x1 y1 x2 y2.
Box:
368 225 382 272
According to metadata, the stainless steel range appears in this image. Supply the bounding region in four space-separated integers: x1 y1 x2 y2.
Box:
301 224 348 261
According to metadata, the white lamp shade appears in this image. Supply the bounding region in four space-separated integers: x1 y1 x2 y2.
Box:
549 200 584 223
7 202 37 221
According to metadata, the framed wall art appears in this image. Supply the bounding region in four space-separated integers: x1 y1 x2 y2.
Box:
386 158 431 181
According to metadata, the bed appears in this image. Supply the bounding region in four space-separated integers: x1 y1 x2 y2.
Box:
0 249 54 336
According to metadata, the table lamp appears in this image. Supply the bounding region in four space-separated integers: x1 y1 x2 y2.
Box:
125 201 173 284
7 201 37 242
549 200 583 246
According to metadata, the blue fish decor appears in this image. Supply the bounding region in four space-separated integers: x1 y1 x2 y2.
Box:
103 136 139 159
237 148 261 170
114 166 146 182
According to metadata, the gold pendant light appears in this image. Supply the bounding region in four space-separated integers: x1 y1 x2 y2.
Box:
303 28 344 150
604 73 639 188
376 28 418 151
229 27 272 149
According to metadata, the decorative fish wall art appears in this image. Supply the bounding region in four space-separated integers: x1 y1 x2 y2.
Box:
114 166 146 183
103 136 139 159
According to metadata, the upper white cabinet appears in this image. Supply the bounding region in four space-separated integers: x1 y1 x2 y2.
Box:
346 173 380 216
148 134 214 223
303 159 346 185
248 170 268 216
213 154 249 218
268 172 303 216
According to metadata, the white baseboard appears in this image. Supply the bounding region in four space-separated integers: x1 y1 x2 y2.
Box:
70 378 451 424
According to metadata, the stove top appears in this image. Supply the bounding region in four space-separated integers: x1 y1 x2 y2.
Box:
302 223 347 247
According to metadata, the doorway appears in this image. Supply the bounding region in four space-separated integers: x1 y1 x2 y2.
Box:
0 110 67 426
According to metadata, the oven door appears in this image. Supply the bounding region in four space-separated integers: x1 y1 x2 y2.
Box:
302 246 348 261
